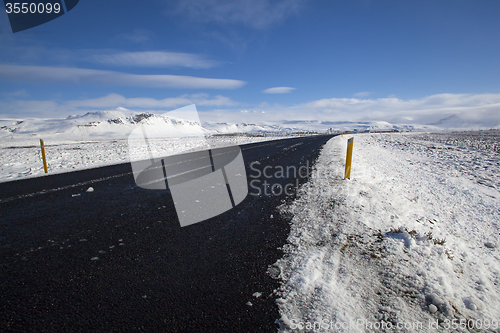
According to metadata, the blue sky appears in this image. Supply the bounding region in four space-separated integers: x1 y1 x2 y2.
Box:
0 0 499 125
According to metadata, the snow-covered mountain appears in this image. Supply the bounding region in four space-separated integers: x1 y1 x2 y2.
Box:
427 115 472 129
203 121 297 134
201 119 438 134
277 120 437 132
0 109 206 140
0 108 442 140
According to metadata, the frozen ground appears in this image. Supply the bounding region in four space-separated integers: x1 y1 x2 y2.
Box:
273 132 500 332
0 108 444 182
0 135 294 182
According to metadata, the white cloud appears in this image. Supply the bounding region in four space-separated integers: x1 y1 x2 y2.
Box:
175 0 304 29
197 93 500 126
0 93 239 117
0 64 245 89
92 51 219 69
65 93 238 109
299 93 500 125
0 44 219 69
2 89 29 98
263 87 296 94
353 91 371 97
0 100 60 116
120 29 152 43
2 92 499 128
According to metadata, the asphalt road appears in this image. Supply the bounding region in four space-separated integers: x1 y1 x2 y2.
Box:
0 135 335 332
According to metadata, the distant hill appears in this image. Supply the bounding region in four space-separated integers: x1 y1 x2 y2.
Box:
0 108 438 140
0 109 206 140
427 115 471 129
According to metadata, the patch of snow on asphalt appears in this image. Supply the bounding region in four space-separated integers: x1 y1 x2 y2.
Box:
273 132 500 332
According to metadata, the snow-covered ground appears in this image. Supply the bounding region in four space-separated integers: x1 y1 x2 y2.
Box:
273 132 500 332
0 108 452 182
0 135 294 182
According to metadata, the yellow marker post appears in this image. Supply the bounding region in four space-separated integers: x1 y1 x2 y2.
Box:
40 139 48 174
344 137 354 179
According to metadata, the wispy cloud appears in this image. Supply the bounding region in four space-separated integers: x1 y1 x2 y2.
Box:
0 64 246 89
174 0 305 29
353 91 371 97
65 93 238 109
119 29 153 43
263 86 296 94
2 92 499 128
2 89 29 98
299 93 500 125
0 100 60 117
198 93 500 126
0 93 239 117
92 51 219 68
0 45 220 69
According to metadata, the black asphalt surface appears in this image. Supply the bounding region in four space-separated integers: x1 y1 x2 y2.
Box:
0 135 335 332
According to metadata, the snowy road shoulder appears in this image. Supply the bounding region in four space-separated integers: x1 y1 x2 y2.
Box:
273 133 500 332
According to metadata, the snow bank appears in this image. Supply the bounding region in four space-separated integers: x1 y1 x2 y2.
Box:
273 132 500 332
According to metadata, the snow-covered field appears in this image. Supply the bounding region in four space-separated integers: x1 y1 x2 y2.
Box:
0 108 458 182
273 132 500 332
1 109 307 182
0 135 293 182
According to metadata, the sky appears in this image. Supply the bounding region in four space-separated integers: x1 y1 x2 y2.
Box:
0 0 499 126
